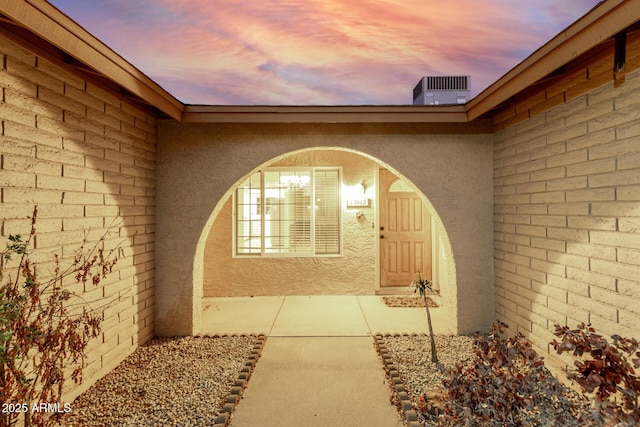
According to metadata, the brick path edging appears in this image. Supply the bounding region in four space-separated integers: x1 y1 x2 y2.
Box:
374 333 423 427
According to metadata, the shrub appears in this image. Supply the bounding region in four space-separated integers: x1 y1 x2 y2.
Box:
0 207 123 426
552 323 640 426
436 322 594 426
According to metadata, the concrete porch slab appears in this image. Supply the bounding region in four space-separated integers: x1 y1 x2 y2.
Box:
201 295 456 336
269 296 370 337
357 295 455 335
200 296 284 335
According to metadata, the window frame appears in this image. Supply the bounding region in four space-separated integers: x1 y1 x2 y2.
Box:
232 166 343 258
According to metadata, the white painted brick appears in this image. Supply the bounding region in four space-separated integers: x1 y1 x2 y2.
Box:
517 204 548 215
591 258 640 282
516 181 546 194
617 122 640 140
508 136 547 154
566 128 615 152
516 224 546 237
566 266 616 291
504 233 531 245
546 176 587 191
36 174 84 191
37 146 84 165
9 57 64 94
0 169 36 187
529 142 566 161
617 185 640 201
566 158 616 177
619 218 640 233
531 237 566 252
547 227 589 243
591 201 640 217
567 241 616 260
548 297 589 324
62 191 104 205
516 245 547 260
547 250 589 269
531 301 564 328
529 166 566 182
37 85 83 115
566 187 615 202
591 286 638 316
589 138 640 161
4 120 62 148
568 292 617 322
530 259 566 277
515 265 546 283
618 279 640 300
588 106 640 132
531 215 566 227
516 158 546 174
618 248 640 265
567 216 616 230
502 173 531 185
566 99 613 127
590 313 638 342
590 231 640 249
3 187 61 204
530 191 565 203
589 170 640 188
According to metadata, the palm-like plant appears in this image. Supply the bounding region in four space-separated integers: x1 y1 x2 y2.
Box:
411 271 439 366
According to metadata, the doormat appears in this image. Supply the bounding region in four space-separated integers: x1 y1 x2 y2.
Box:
382 296 438 308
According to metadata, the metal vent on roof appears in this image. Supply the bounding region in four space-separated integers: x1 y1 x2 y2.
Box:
413 75 471 105
425 76 469 90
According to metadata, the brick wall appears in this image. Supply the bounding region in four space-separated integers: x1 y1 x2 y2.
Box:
493 31 640 371
0 35 156 400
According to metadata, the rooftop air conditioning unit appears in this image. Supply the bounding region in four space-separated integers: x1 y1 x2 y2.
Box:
413 75 470 105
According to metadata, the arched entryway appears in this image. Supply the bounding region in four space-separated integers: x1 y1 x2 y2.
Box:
196 147 457 321
156 120 493 337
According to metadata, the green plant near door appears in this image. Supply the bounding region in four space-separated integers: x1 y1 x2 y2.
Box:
411 271 439 366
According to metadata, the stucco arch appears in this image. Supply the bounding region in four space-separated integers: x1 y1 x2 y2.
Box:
197 147 457 311
156 122 494 336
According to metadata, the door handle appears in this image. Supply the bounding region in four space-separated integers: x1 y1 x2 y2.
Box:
380 235 385 239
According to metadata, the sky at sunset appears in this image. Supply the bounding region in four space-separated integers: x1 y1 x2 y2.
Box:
48 0 603 105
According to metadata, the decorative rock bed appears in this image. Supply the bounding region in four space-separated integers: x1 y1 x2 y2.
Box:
59 334 266 427
382 296 438 308
374 333 474 427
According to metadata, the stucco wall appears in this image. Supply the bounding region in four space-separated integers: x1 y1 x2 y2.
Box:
157 121 494 335
493 34 640 370
0 35 156 400
204 150 378 296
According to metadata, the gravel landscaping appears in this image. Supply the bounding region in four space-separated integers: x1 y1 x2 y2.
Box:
377 333 602 427
59 335 263 427
377 334 474 426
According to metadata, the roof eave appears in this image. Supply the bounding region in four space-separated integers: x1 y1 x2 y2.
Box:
0 0 184 120
181 105 469 123
465 0 640 121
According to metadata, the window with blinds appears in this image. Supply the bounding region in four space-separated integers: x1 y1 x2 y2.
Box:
235 168 341 256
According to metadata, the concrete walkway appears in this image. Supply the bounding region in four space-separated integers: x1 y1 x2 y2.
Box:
201 296 451 426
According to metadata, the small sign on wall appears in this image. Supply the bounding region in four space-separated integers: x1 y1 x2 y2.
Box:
347 198 370 207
